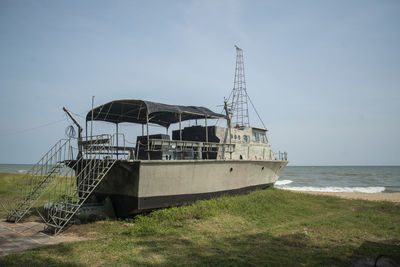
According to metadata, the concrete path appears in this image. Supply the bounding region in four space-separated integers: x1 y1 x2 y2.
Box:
0 221 83 257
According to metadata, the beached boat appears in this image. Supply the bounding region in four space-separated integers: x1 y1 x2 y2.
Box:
4 46 287 235
83 98 288 217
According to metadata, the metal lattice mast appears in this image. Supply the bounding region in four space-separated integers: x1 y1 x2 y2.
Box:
230 45 250 128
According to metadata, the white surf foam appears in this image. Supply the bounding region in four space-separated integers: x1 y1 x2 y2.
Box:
275 180 293 186
17 170 27 173
278 186 386 193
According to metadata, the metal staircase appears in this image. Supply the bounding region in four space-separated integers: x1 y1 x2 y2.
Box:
42 134 121 235
3 133 126 235
5 139 76 223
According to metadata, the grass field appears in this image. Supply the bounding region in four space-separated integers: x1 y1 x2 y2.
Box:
0 173 399 266
0 172 77 220
0 173 26 218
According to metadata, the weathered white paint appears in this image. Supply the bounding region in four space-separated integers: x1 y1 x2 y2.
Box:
138 159 287 197
214 126 274 160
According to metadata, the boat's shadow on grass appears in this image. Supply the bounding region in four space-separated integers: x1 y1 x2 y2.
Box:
123 232 400 266
0 243 79 267
1 232 398 266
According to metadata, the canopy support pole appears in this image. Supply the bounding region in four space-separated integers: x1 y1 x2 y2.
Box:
116 123 119 159
146 113 150 160
179 114 182 140
179 114 182 159
91 96 94 137
205 116 208 159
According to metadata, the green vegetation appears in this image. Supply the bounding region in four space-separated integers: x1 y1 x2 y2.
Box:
0 173 399 266
0 172 77 219
0 173 25 196
0 173 25 218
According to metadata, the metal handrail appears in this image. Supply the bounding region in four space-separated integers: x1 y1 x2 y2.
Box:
5 138 78 222
42 133 125 235
148 139 235 153
274 151 288 161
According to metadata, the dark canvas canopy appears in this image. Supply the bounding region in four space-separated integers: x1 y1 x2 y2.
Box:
86 99 226 127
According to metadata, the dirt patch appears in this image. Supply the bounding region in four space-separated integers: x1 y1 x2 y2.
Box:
0 220 88 257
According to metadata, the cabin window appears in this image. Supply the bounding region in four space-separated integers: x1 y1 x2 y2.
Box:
243 135 250 143
230 134 233 139
252 132 259 142
234 135 237 139
238 135 241 140
260 134 267 143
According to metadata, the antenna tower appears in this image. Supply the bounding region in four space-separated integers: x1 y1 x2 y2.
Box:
230 45 250 128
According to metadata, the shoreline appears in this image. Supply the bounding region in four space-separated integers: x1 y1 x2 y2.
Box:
289 190 400 203
1 170 399 203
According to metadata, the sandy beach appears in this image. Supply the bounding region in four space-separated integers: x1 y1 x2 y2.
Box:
291 191 400 203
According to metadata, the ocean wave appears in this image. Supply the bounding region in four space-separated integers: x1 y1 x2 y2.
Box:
275 180 293 185
277 186 386 193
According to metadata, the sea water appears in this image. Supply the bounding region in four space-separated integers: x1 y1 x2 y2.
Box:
276 166 400 193
1 164 400 193
0 164 34 174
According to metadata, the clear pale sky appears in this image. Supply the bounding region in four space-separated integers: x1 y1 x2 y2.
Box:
0 0 399 165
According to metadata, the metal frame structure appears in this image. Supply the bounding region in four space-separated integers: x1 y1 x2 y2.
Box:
4 133 128 235
230 45 250 128
43 134 122 235
4 138 75 223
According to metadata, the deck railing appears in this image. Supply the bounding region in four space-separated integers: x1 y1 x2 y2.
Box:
148 139 235 153
274 151 288 161
80 133 132 160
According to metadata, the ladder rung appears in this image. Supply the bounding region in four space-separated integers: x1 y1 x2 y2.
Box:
50 215 71 221
50 209 75 215
90 173 105 176
61 204 80 209
80 185 97 189
45 222 64 229
53 203 79 208
78 190 94 194
15 207 29 211
23 197 37 201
